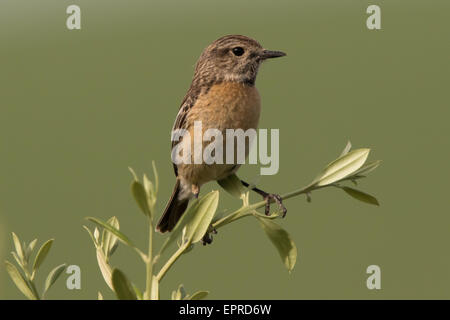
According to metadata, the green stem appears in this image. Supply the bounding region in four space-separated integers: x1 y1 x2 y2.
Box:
28 280 40 300
154 182 336 286
156 243 188 282
212 183 329 230
144 217 154 300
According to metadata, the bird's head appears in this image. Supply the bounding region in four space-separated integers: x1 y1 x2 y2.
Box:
193 35 286 86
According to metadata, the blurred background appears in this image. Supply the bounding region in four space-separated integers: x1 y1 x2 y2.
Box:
0 0 449 299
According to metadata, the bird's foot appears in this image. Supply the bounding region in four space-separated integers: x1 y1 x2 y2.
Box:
263 193 287 217
202 227 217 245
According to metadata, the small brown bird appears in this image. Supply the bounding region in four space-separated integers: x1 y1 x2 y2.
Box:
156 35 287 239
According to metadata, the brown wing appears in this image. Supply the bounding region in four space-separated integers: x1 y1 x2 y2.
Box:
171 86 202 176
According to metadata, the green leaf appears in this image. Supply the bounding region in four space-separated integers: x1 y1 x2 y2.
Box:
189 291 209 300
159 191 219 254
26 239 37 262
172 284 185 300
257 218 297 272
340 141 352 157
352 160 382 176
32 239 54 273
313 148 370 186
4 261 37 300
143 174 155 198
132 284 143 300
44 264 67 295
152 160 159 194
102 216 120 258
86 217 136 249
184 191 219 244
94 228 100 242
111 268 137 300
131 180 151 217
11 252 23 269
143 174 156 216
341 187 380 206
217 174 246 199
83 226 98 246
11 232 24 263
128 167 138 181
96 248 113 290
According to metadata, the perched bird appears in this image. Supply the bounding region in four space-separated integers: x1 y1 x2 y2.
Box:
156 35 287 240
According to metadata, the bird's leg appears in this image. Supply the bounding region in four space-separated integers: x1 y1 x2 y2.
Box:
241 180 287 217
191 184 200 199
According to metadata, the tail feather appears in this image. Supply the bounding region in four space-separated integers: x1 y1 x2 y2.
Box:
156 180 189 233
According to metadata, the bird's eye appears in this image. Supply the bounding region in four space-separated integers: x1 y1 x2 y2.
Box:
232 47 245 56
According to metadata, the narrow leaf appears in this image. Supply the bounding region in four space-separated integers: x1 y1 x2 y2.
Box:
11 252 23 269
83 226 98 246
32 239 54 273
340 141 352 157
189 291 209 300
87 217 136 249
4 261 37 300
183 191 219 244
172 284 184 300
11 233 24 263
94 228 100 242
102 216 120 258
342 187 380 206
352 160 382 176
313 148 370 186
44 264 67 295
128 167 138 181
257 218 297 272
112 268 137 300
26 239 38 261
159 191 219 254
178 284 186 299
131 180 151 217
185 191 219 244
98 292 104 300
96 248 113 290
152 160 159 194
132 284 143 300
143 174 155 199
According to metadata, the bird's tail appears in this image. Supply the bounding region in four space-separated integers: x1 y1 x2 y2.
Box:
156 180 189 233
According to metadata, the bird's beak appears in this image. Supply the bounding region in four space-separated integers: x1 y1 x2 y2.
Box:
260 49 287 60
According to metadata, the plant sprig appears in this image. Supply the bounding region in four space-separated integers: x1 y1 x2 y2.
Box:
5 234 66 300
7 142 380 299
83 142 380 299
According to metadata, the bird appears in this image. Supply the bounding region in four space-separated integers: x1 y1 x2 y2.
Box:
156 35 287 241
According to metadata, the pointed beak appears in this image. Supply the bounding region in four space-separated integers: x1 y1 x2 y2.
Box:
260 49 287 60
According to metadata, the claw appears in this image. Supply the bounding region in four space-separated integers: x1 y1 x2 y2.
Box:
202 233 213 245
263 193 287 217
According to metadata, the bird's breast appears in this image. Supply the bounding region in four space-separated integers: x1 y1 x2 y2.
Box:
187 82 261 131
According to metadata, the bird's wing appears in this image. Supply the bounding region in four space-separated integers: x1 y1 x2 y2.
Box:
171 86 202 176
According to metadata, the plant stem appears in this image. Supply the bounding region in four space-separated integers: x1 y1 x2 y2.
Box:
156 243 188 282
212 183 329 230
144 218 154 300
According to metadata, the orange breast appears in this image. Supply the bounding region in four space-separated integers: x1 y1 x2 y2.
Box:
177 82 261 185
186 82 261 131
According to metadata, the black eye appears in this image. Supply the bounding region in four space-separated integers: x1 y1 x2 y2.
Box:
232 47 245 56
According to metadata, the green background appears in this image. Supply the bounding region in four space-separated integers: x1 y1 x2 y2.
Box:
1 0 449 299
